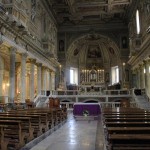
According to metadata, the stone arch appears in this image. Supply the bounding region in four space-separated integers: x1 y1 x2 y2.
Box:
60 99 72 102
66 33 121 69
83 99 99 103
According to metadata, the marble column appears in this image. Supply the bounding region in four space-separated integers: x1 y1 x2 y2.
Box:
47 69 51 91
46 69 50 91
144 60 150 96
51 71 55 90
131 69 137 88
20 53 27 103
119 63 123 82
9 47 16 103
29 59 36 101
121 62 127 88
0 71 4 96
49 70 52 91
37 63 42 95
134 68 138 88
139 64 145 89
137 67 141 89
65 66 70 86
26 71 30 99
41 66 47 93
0 56 4 96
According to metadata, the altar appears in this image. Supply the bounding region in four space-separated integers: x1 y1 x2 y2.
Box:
73 103 101 117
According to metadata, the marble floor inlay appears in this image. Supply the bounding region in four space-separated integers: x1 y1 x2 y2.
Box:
30 112 105 150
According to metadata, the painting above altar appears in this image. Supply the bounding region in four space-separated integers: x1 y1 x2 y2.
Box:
87 45 101 58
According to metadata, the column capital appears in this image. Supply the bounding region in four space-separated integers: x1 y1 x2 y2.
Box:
48 69 53 72
42 66 48 70
138 63 144 69
134 67 139 71
9 47 17 53
36 63 42 67
131 69 136 74
51 71 55 75
21 52 28 58
28 58 36 64
143 60 146 64
143 59 150 65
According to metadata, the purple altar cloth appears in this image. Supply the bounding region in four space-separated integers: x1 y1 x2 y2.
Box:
73 103 101 116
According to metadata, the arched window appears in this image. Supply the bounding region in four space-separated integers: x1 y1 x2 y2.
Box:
136 9 140 34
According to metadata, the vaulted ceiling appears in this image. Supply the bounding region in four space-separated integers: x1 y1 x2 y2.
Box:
47 0 133 26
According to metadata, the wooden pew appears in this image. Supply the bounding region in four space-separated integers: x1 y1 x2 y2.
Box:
107 127 150 134
13 107 67 127
0 113 44 137
103 107 146 113
0 116 33 141
105 118 150 122
104 114 150 118
0 107 67 149
109 134 150 150
0 120 26 149
12 109 53 131
105 121 150 127
103 107 150 150
0 125 10 150
29 107 67 125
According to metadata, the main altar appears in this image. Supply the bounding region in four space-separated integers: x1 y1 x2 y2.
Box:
79 66 106 94
80 66 105 85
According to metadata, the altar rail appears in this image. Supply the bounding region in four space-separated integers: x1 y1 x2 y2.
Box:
50 89 131 96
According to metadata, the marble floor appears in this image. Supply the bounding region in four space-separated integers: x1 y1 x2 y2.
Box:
30 112 105 150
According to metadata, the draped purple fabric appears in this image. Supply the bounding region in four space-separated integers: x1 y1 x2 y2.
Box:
73 103 101 116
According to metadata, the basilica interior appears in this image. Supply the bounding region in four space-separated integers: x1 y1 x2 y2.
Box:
0 0 150 150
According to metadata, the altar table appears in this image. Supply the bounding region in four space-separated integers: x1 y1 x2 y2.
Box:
73 103 101 116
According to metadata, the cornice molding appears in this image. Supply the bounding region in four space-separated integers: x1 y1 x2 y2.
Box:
58 23 128 33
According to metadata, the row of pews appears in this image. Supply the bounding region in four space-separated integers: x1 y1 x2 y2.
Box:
0 107 67 150
103 107 150 150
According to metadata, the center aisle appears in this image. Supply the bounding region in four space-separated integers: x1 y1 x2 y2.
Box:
30 112 98 150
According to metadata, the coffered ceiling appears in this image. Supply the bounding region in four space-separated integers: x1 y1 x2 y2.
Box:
47 0 133 26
